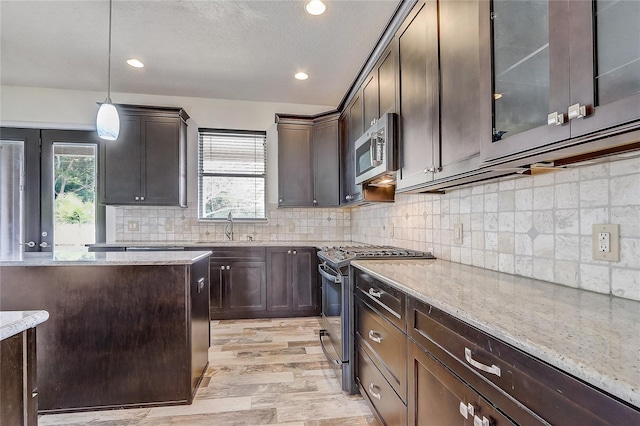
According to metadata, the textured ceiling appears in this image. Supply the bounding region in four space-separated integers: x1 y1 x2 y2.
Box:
0 0 401 107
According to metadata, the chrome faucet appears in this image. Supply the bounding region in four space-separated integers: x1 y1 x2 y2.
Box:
224 212 234 240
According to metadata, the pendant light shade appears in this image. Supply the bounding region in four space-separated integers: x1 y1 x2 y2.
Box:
96 0 119 140
96 102 120 140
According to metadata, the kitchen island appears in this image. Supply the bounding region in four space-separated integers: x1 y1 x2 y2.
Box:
0 251 211 413
1 310 49 425
352 259 640 424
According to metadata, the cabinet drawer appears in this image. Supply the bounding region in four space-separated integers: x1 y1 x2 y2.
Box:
357 344 407 426
408 297 640 426
356 295 407 402
354 269 406 331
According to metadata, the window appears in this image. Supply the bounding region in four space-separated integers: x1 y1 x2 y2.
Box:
198 129 267 220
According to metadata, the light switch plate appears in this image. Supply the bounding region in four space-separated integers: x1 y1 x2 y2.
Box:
127 220 139 231
592 224 620 261
453 223 463 245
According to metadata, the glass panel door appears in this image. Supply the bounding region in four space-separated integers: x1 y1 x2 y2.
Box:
41 130 103 252
491 0 551 140
595 0 640 105
0 141 24 258
52 144 97 251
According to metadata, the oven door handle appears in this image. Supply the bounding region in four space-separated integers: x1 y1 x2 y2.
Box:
319 330 342 366
318 263 342 284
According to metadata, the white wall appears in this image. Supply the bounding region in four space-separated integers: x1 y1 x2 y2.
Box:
1 85 334 239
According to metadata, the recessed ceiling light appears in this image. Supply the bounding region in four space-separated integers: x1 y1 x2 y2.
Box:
295 72 309 80
305 0 326 15
127 59 144 68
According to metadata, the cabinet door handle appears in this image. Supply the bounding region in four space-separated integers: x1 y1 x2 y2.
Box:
287 250 292 254
226 265 230 270
197 278 205 293
220 265 225 270
547 111 565 126
31 390 38 398
140 196 145 201
135 196 140 201
292 250 297 255
368 383 381 400
568 103 589 120
368 330 382 344
368 288 382 298
464 348 501 377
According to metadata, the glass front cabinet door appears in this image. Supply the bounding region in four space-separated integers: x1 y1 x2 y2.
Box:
480 0 640 162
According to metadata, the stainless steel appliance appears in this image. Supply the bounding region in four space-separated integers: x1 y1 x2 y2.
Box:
317 245 435 394
355 113 397 186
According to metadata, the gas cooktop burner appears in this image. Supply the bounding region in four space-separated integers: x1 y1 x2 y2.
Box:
318 245 436 267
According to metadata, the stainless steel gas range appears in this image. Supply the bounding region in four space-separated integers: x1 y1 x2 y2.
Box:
317 245 435 394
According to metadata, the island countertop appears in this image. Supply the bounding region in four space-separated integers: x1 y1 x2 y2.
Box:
87 240 355 249
0 250 212 266
351 259 640 409
0 310 49 340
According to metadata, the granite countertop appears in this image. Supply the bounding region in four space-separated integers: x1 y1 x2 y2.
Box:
88 240 354 249
0 250 212 266
0 310 49 340
351 259 640 409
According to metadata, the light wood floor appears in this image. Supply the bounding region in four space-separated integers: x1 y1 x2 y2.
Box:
39 317 376 425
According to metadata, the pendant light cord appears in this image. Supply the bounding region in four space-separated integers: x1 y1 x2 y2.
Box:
106 0 113 103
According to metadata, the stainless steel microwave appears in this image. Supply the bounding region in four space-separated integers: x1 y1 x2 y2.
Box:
355 113 397 185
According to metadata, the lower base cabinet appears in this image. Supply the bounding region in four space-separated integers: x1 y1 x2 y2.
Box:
0 328 37 425
199 246 319 320
408 341 514 426
353 265 640 426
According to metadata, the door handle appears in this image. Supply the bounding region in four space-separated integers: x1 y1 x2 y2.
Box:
39 242 51 248
368 288 382 298
20 241 36 248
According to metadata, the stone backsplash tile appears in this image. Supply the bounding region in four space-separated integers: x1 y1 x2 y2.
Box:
113 156 640 301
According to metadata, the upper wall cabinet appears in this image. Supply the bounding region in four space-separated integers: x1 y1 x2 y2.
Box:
99 105 188 206
362 44 398 131
480 0 640 163
277 113 340 208
395 0 440 192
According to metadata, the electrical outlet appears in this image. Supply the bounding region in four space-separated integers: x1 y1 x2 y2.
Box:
165 219 173 232
453 223 463 244
592 224 620 261
127 220 139 231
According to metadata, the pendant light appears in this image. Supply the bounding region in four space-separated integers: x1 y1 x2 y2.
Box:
96 0 120 140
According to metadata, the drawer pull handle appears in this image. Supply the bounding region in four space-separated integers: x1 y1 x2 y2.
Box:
368 330 382 343
464 348 501 377
368 288 382 298
368 383 381 400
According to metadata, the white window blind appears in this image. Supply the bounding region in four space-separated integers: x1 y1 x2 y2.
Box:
198 129 267 220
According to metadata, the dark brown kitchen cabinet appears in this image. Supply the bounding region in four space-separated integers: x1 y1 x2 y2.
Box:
266 247 319 316
340 95 363 204
0 328 38 425
407 295 640 426
408 341 515 426
277 121 314 207
0 258 210 412
277 114 340 207
312 114 340 207
363 43 398 131
198 247 267 320
99 104 188 206
479 0 640 164
395 0 440 192
354 269 408 425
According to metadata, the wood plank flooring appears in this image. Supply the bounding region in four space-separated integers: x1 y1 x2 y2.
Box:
38 317 376 425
